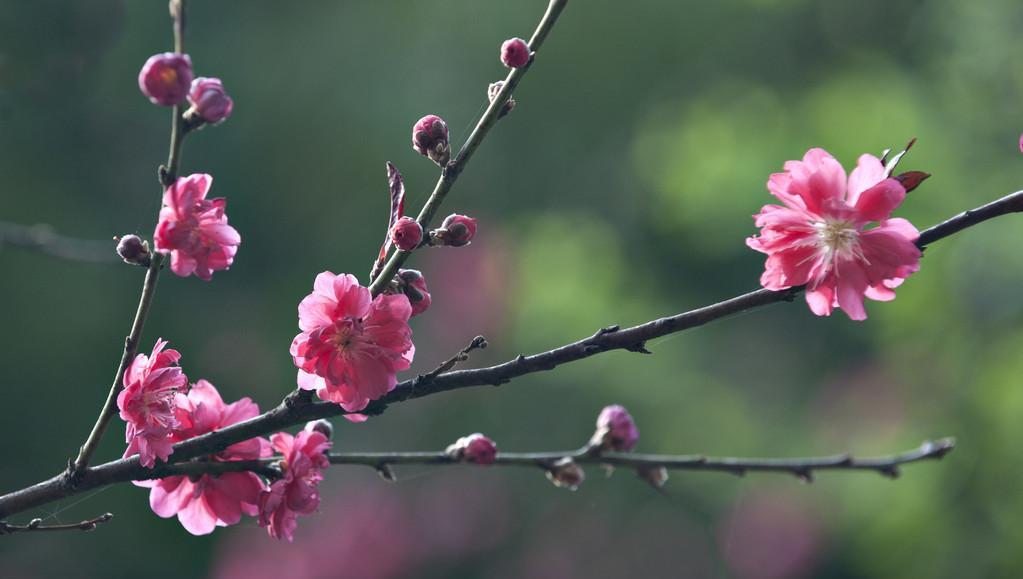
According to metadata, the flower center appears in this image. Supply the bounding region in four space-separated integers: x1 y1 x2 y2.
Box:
159 67 178 87
815 219 860 259
330 318 364 353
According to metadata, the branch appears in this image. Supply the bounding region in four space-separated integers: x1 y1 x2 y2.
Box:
67 0 190 478
367 0 570 295
0 513 112 535
103 438 957 485
0 221 116 263
1 189 1018 519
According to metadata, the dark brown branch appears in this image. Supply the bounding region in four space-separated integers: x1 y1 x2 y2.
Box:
91 438 957 485
367 0 570 295
0 513 112 535
1 189 1018 519
0 222 117 263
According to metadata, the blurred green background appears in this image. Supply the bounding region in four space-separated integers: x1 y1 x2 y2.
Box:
2 0 1023 577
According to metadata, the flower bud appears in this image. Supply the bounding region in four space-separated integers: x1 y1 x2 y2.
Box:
306 419 334 440
186 77 234 124
590 405 640 452
546 457 585 490
433 214 478 247
390 216 423 251
488 81 516 118
412 115 450 166
500 37 531 68
446 433 498 465
138 53 193 106
637 465 669 489
116 234 151 266
398 269 431 317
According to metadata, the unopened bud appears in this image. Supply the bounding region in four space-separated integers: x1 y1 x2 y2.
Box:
488 81 516 118
637 465 669 489
390 216 423 251
446 433 498 465
186 77 234 125
412 115 450 166
307 419 334 440
500 37 531 69
546 457 585 490
116 234 151 266
138 53 193 106
432 214 478 247
398 269 431 317
590 405 640 452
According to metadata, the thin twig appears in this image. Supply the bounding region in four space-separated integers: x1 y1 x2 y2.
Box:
367 0 570 295
67 0 190 479
0 222 117 263
0 513 112 535
117 438 957 484
2 188 1018 519
418 336 489 383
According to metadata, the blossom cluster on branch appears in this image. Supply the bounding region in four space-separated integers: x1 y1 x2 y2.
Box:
15 0 1023 548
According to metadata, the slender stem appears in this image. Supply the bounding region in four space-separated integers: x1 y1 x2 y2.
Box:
68 0 189 477
0 513 112 535
70 252 164 475
368 0 570 295
94 438 956 484
1 188 1012 518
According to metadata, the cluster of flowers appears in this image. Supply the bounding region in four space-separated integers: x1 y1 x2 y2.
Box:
118 340 332 540
137 51 241 280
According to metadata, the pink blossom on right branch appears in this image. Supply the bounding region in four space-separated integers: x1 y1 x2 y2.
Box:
290 272 414 413
746 148 922 321
258 422 332 541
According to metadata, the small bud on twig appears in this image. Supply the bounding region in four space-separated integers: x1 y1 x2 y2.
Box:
412 115 450 166
116 234 151 267
446 433 498 465
501 37 531 68
488 81 516 118
546 457 585 490
431 214 477 247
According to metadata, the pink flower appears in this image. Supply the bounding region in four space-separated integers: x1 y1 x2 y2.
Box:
390 216 423 251
590 404 640 452
154 173 241 281
138 380 270 535
747 148 921 321
187 77 234 124
435 213 478 247
446 433 497 465
138 53 193 106
258 422 332 541
412 115 450 166
290 272 414 413
398 269 431 317
117 339 187 468
500 37 530 68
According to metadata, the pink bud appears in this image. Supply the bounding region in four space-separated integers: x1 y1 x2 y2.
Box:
446 433 498 465
138 53 193 106
412 115 450 166
591 405 640 452
116 234 150 266
546 457 585 490
390 216 423 251
434 214 478 247
398 269 431 317
500 37 531 68
187 77 234 124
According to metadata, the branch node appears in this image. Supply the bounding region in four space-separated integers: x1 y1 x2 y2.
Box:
625 342 652 354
